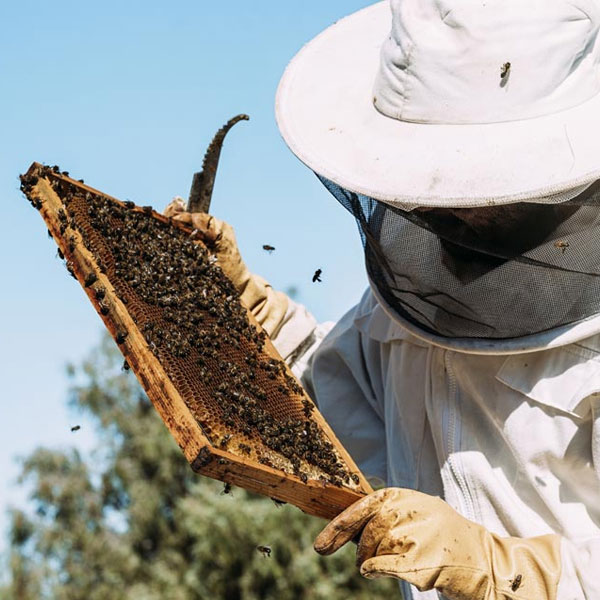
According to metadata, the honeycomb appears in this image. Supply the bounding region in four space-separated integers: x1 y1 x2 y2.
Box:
20 164 367 503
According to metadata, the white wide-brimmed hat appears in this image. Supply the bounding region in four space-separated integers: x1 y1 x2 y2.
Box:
276 0 600 207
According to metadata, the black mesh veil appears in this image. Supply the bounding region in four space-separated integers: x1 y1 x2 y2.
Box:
318 175 600 340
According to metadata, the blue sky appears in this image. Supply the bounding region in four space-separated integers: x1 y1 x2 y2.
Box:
0 1 373 558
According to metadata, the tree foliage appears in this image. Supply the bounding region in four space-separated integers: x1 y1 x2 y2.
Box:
1 335 398 599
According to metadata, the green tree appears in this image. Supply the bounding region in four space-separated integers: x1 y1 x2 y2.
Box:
1 335 398 599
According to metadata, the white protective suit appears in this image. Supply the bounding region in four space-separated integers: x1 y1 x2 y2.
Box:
272 288 600 600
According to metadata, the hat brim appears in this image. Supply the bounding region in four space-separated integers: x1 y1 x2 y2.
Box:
276 1 600 207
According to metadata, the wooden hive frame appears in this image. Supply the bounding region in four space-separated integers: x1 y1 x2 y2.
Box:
21 162 373 520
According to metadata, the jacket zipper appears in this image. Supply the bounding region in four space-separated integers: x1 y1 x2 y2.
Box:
444 352 476 521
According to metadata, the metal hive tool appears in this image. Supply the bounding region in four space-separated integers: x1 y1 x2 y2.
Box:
20 162 373 519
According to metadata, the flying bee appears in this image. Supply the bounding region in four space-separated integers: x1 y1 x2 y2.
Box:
71 425 81 432
312 269 322 283
256 545 272 558
221 482 232 495
262 244 275 253
500 62 511 79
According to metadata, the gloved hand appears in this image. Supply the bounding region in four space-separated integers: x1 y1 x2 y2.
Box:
164 197 289 337
315 488 562 600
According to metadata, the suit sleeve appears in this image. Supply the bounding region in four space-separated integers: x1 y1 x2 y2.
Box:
555 396 600 599
556 538 600 599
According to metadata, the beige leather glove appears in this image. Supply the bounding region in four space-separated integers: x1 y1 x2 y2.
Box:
164 198 288 337
315 488 562 600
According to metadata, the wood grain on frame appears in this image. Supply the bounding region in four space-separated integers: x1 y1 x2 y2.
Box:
22 163 372 520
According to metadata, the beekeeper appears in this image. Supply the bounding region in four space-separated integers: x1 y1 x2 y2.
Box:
166 1 600 598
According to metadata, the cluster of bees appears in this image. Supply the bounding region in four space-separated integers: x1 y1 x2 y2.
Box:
20 166 355 487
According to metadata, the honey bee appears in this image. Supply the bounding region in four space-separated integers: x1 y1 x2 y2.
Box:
256 545 272 558
115 330 128 344
554 240 569 254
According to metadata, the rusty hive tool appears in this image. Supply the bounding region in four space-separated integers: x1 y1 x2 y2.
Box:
20 161 372 519
187 114 249 214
